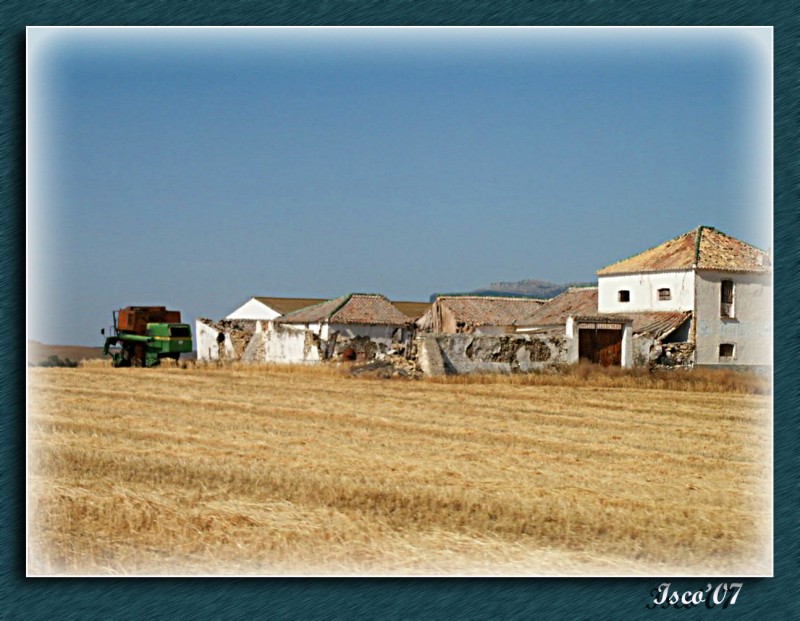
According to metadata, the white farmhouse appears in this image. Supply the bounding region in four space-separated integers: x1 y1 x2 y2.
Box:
597 226 771 367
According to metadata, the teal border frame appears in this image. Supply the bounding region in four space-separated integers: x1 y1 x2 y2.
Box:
5 3 797 618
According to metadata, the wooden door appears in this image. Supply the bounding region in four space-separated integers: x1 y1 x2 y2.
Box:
579 328 622 366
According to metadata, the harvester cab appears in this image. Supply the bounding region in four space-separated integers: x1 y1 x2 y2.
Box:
102 306 193 367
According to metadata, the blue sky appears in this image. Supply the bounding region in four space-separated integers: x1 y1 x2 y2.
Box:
27 27 772 346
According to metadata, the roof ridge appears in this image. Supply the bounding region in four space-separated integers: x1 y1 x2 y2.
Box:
597 229 697 275
326 293 355 320
254 295 320 300
277 295 346 320
439 294 547 300
693 225 709 266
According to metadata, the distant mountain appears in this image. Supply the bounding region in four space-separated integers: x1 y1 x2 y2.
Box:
430 279 595 302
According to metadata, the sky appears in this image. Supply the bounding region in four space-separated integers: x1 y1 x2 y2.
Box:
27 27 772 346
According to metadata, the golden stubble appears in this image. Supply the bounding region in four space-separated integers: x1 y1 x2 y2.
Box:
27 364 771 576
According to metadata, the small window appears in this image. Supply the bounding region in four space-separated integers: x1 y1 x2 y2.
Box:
720 280 734 318
618 290 630 302
658 288 671 301
719 343 735 360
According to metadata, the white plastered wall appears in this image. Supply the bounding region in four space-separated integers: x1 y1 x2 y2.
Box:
598 271 695 313
262 324 321 364
195 320 220 361
694 270 772 366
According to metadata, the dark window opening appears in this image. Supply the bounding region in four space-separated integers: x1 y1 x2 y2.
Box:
658 288 671 301
721 280 734 318
216 332 225 344
618 290 630 303
719 343 735 359
171 326 191 338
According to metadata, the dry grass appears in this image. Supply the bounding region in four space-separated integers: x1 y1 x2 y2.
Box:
27 364 771 576
426 362 771 395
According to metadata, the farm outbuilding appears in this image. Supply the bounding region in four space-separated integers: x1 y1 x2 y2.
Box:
196 297 327 362
417 295 547 335
197 294 430 364
244 293 415 364
514 287 690 368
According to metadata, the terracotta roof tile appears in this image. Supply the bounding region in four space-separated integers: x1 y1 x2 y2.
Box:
515 288 690 339
431 296 547 327
696 228 769 272
597 226 769 275
515 288 599 326
275 294 410 326
627 312 691 339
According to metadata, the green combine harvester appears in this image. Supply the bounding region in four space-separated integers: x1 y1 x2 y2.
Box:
102 306 193 367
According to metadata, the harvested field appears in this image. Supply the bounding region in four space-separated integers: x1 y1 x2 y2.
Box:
27 364 771 576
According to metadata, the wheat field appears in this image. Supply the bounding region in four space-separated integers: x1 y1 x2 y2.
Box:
27 364 771 576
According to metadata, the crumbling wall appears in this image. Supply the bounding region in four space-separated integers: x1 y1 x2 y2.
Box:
632 336 695 369
194 318 257 362
241 327 266 363
195 319 222 362
262 324 322 364
327 324 410 361
631 335 657 368
655 342 695 368
417 333 568 376
239 322 410 365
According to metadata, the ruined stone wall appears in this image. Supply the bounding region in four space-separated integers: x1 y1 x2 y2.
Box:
631 336 695 369
194 318 256 362
416 333 568 376
655 342 695 368
327 323 410 361
256 323 409 364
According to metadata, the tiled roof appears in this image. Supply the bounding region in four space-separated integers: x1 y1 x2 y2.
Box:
515 288 599 327
515 287 690 339
433 295 547 327
391 301 432 320
253 297 327 315
275 294 411 326
597 226 770 275
627 312 691 339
